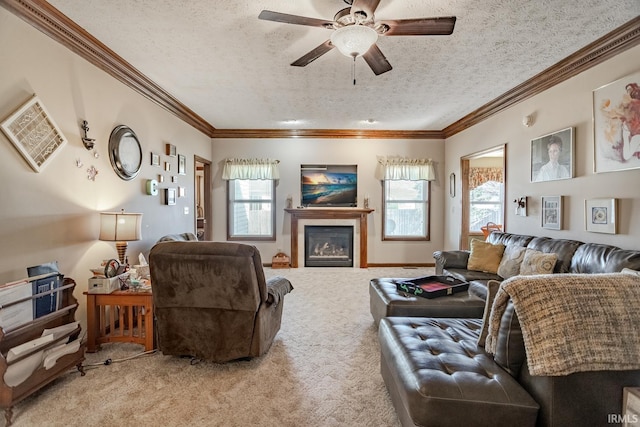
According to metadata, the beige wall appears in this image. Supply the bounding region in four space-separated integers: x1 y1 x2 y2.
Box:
211 138 446 264
444 44 640 250
0 10 212 326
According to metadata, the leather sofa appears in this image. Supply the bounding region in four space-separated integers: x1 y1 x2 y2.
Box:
379 272 640 427
149 241 293 362
433 231 640 300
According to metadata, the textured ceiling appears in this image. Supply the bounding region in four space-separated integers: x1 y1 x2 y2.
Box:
47 0 639 131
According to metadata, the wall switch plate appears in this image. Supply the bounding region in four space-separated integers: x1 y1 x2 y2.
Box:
183 207 189 215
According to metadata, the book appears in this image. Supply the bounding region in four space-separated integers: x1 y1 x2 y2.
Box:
28 262 63 318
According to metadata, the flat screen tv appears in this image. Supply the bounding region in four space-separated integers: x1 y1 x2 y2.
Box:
300 164 357 207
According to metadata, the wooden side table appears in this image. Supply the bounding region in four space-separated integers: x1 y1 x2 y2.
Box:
84 289 154 352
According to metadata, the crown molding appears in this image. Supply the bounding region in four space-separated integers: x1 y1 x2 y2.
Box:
3 1 637 140
211 128 444 139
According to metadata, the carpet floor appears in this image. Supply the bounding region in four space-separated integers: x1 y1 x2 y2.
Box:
8 266 434 427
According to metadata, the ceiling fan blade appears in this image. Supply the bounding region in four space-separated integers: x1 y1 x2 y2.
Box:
378 16 456 36
362 44 392 76
351 0 381 21
258 10 334 29
291 40 335 67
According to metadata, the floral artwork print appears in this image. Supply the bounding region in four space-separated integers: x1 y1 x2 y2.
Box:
593 71 640 173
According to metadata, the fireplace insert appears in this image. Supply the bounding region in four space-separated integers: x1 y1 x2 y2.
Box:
304 225 354 267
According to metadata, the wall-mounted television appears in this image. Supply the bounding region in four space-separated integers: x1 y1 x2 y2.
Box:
300 164 357 207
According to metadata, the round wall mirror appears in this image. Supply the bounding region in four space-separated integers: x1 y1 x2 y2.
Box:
109 125 142 180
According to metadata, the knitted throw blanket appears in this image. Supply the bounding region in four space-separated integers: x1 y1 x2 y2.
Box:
485 273 640 376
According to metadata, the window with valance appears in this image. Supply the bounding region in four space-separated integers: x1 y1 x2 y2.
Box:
375 156 434 241
223 158 279 241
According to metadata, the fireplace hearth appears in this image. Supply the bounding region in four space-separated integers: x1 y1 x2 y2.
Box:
304 225 354 267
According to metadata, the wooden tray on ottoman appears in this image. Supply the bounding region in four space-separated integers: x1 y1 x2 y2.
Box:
396 275 469 299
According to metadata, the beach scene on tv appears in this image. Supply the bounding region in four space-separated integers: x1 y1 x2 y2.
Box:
301 170 357 207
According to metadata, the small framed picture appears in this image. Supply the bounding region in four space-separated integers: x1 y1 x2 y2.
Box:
150 152 160 166
158 174 164 183
165 188 177 206
530 127 574 182
178 187 185 197
178 154 186 175
164 161 171 172
165 143 177 157
585 198 617 234
541 196 562 230
172 175 178 183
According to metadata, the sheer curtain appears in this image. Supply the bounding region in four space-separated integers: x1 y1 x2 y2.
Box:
221 158 280 180
375 156 435 181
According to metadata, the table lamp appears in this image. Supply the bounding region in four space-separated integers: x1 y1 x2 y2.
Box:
99 210 143 265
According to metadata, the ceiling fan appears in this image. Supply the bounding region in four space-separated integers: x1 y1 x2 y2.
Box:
258 0 456 76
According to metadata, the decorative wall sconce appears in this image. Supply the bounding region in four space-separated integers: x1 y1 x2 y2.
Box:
81 120 96 150
522 115 533 127
514 196 527 216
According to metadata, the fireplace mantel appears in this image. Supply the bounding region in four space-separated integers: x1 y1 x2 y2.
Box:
284 208 374 268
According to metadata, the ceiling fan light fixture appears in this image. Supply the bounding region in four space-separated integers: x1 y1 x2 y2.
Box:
330 25 378 58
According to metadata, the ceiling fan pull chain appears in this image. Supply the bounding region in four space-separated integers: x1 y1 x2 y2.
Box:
352 55 356 85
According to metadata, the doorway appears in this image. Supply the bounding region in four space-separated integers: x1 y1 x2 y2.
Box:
194 156 212 241
460 145 506 250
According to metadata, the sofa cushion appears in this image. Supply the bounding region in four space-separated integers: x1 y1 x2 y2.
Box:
570 243 640 273
491 300 527 376
497 246 526 279
526 237 582 273
467 240 505 274
520 249 557 275
486 232 534 249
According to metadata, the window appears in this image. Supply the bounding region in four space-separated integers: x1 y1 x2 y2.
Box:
383 179 430 240
469 180 503 232
227 179 275 240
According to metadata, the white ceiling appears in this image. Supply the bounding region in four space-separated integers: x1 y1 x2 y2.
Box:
47 0 639 131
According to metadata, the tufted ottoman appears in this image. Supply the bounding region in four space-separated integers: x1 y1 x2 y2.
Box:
370 278 486 326
378 317 539 427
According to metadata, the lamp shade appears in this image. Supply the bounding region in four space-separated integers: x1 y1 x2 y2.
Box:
99 211 143 242
330 25 378 58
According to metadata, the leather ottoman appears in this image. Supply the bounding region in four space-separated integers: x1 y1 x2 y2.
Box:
369 278 486 326
378 317 539 427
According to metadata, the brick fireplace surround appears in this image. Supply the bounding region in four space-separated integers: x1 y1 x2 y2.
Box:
284 208 374 268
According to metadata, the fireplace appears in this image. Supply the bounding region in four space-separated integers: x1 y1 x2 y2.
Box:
304 225 354 267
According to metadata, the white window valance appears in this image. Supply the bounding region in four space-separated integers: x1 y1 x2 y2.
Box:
375 156 435 181
221 158 280 180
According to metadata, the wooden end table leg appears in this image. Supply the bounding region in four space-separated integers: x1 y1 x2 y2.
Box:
85 294 98 353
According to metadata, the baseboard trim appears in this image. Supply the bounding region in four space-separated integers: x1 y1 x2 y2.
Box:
367 263 435 268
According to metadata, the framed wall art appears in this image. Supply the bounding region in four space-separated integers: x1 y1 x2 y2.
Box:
593 71 640 173
165 143 177 157
165 188 177 206
0 95 67 172
530 127 574 182
541 196 562 230
585 198 617 234
150 152 160 166
178 154 186 175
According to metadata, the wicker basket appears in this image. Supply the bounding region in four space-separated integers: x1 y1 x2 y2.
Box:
271 252 290 269
481 222 502 238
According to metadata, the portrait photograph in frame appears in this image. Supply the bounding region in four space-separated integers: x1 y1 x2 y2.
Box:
178 154 186 175
593 71 640 173
530 127 574 182
541 195 562 230
585 198 617 234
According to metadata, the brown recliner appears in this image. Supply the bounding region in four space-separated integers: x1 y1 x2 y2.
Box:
149 241 293 362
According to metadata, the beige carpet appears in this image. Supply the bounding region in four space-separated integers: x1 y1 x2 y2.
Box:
9 267 434 427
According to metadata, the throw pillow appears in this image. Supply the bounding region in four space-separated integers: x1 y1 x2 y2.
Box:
519 249 557 275
467 239 505 274
621 268 640 277
497 245 526 279
477 279 501 348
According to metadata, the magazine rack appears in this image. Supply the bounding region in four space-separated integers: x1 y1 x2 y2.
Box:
0 277 85 426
